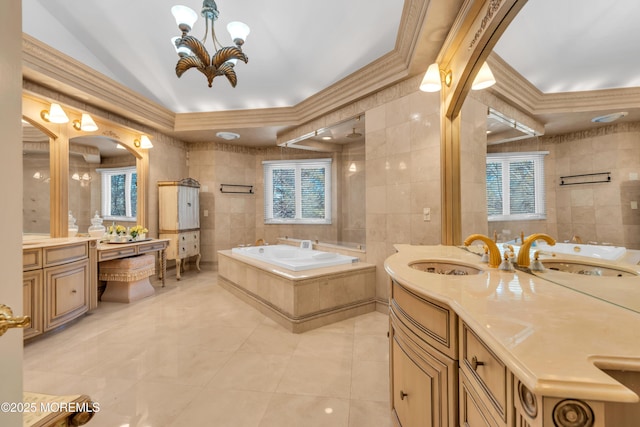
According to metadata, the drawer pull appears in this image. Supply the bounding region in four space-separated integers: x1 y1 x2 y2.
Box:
471 356 485 371
71 289 77 294
399 390 408 400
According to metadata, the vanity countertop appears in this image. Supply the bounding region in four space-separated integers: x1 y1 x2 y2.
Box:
384 244 640 403
22 236 98 248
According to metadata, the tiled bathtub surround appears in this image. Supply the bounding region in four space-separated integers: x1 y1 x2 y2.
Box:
23 271 392 427
217 250 377 332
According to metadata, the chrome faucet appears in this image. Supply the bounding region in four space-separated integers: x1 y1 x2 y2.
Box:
464 234 501 268
517 233 556 268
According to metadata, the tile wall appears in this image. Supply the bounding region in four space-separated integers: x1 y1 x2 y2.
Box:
488 123 640 248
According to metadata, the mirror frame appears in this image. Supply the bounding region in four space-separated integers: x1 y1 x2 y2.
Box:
22 93 149 238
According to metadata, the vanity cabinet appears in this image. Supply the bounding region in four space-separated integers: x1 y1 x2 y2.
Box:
22 239 97 340
158 178 201 280
389 279 458 427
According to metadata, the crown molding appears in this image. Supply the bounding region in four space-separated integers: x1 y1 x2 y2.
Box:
489 52 640 117
21 0 439 142
22 34 176 133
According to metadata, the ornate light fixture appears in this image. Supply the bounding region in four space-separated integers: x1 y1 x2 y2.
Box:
72 113 98 132
171 1 250 88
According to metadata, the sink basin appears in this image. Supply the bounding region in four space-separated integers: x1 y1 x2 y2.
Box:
542 260 638 277
410 260 483 275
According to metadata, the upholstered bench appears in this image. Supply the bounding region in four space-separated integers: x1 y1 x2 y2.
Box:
98 254 156 303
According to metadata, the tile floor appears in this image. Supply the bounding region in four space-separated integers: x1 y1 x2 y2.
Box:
23 270 393 427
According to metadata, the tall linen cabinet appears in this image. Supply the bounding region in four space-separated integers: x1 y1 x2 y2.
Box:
158 178 201 280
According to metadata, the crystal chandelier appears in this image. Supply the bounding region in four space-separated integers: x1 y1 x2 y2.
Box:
171 0 250 88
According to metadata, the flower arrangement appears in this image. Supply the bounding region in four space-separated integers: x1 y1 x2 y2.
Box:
129 225 148 239
108 225 127 235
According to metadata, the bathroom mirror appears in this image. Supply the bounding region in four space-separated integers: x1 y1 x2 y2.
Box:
23 120 51 235
69 135 136 233
279 116 366 248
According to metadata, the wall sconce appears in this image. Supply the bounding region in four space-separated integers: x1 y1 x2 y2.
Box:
419 61 495 92
133 135 153 149
471 62 496 90
72 113 99 132
419 63 452 92
40 103 69 123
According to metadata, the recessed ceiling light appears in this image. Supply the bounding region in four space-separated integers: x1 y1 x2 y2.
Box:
216 131 240 140
591 112 628 123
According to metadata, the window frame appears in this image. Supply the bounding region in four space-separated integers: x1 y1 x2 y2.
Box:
262 158 332 225
96 166 137 221
486 151 548 222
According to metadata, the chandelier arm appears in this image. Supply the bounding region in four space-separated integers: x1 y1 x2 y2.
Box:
218 62 238 87
177 35 211 66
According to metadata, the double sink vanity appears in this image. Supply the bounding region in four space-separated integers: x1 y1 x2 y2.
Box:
385 239 640 427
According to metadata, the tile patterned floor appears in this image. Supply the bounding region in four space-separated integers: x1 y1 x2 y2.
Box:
23 270 392 427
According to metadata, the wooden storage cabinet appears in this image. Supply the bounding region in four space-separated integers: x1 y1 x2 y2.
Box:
22 240 95 340
389 279 458 427
158 178 201 280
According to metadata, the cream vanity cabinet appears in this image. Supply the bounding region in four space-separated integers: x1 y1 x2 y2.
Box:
158 178 201 280
22 239 97 340
389 279 459 427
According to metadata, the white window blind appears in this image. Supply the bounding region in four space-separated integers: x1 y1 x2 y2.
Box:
486 151 548 221
263 159 332 224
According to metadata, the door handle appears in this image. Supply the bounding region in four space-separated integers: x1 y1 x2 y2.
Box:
0 304 31 337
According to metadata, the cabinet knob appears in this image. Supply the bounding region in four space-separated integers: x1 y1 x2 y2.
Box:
471 356 485 371
71 289 77 293
399 390 408 400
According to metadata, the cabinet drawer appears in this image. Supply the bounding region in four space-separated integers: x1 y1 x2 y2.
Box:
460 369 499 427
23 247 43 271
460 322 509 424
44 242 88 267
391 280 457 359
179 231 199 257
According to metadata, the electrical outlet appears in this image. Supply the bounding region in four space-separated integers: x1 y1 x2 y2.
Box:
204 210 209 217
423 207 431 221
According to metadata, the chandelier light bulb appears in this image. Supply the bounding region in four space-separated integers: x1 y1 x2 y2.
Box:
171 5 198 32
227 21 250 46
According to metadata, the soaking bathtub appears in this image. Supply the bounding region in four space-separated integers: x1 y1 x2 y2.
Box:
535 242 626 261
231 245 359 271
218 246 376 333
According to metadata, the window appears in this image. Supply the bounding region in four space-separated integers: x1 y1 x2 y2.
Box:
486 151 548 221
97 166 137 221
263 159 332 224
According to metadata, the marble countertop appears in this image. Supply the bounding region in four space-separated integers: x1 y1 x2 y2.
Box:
22 236 98 248
384 244 640 403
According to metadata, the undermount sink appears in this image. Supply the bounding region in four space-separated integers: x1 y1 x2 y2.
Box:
410 260 483 275
542 260 638 277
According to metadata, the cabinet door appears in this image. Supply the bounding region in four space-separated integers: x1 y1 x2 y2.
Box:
178 186 199 230
390 325 457 427
22 270 43 340
392 337 433 426
44 259 89 331
460 369 496 427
